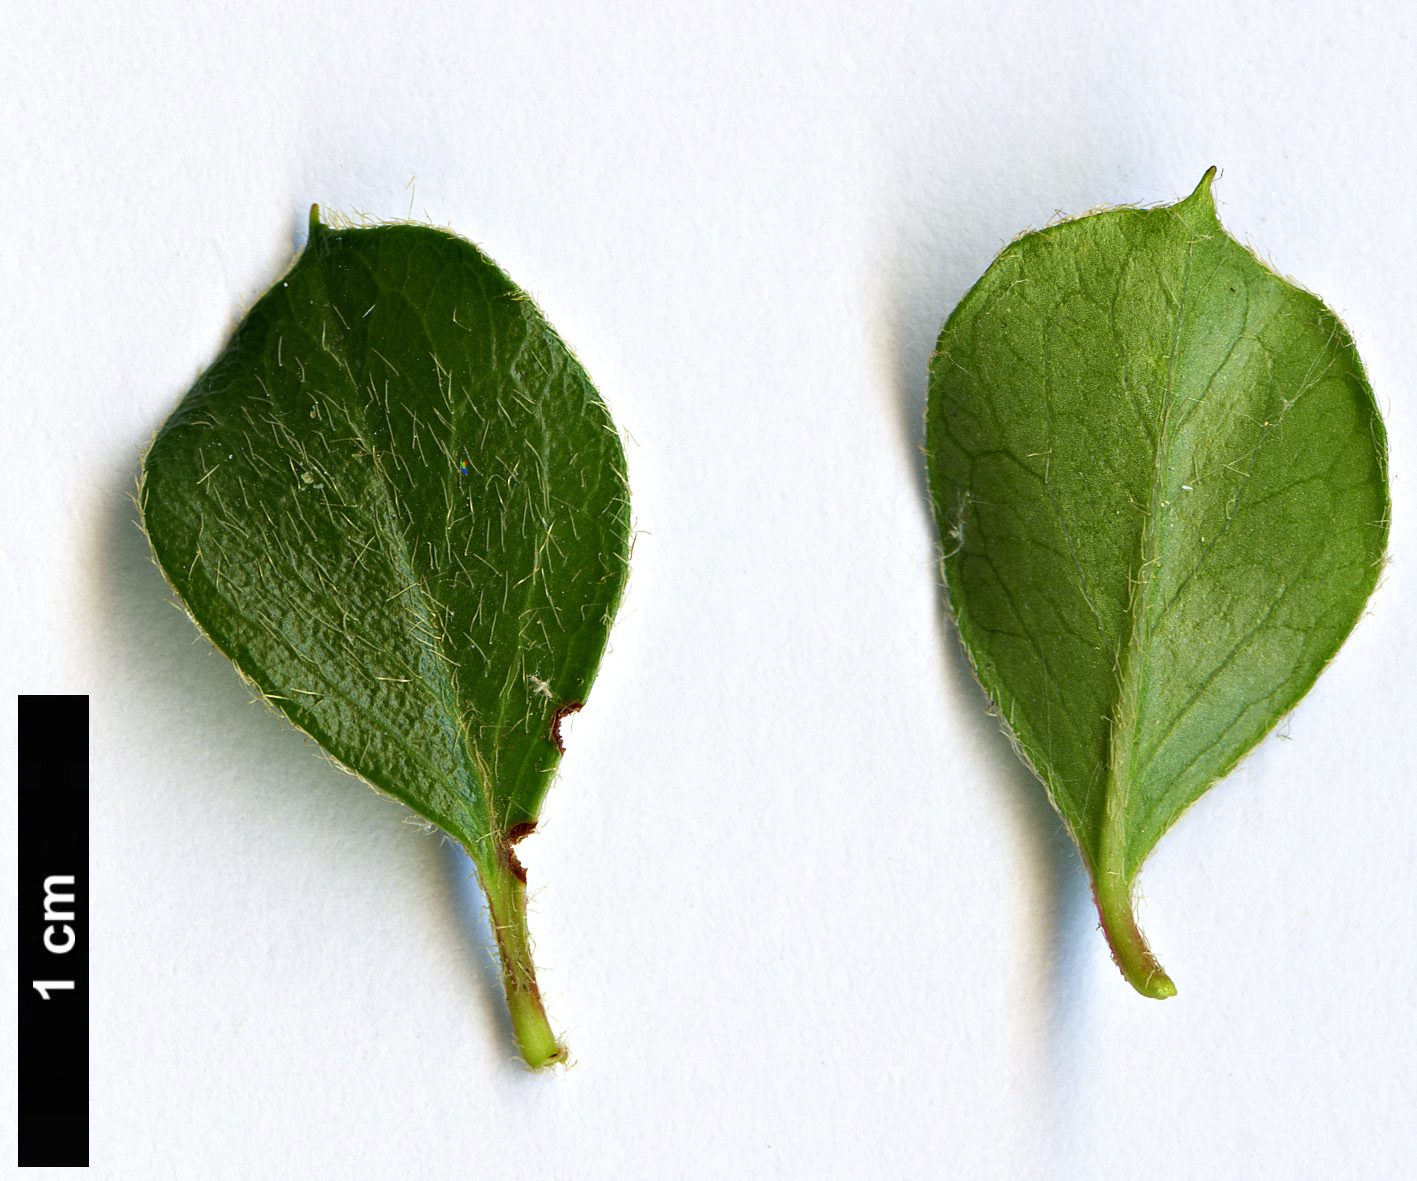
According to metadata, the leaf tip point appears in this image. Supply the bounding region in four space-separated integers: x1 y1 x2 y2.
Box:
1180 167 1219 213
308 203 323 237
1171 167 1221 232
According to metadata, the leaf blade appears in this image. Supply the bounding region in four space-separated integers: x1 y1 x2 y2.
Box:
141 211 630 1062
927 172 1388 994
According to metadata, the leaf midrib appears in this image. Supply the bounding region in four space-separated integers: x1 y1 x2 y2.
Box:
317 250 495 844
1099 209 1201 878
487 324 558 826
1102 230 1349 872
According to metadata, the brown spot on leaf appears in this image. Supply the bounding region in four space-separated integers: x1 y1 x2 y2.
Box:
499 821 536 884
549 700 584 754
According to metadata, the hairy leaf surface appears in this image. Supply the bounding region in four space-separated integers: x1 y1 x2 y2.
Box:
141 209 630 1063
926 171 1388 995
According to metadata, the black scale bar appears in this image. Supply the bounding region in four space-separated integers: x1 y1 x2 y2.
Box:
17 695 89 1167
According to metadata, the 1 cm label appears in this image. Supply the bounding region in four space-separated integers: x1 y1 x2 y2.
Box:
33 874 78 1000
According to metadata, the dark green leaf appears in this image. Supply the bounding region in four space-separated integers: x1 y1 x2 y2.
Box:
141 208 631 1063
926 171 1389 996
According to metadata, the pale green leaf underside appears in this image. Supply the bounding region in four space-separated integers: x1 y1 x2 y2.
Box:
927 172 1388 891
141 215 631 864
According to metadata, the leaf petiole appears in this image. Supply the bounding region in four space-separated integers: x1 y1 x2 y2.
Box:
475 838 567 1070
1090 862 1176 999
1096 761 1176 997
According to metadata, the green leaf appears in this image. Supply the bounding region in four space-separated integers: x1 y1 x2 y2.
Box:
141 208 631 1064
925 170 1389 997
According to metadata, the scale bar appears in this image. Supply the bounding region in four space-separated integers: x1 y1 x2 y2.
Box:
17 695 89 1167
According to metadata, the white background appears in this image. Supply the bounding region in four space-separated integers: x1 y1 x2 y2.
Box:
3 1 1414 1177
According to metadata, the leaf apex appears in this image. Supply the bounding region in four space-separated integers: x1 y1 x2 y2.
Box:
1176 166 1220 225
308 203 323 237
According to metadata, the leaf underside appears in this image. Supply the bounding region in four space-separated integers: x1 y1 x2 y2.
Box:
925 171 1389 994
141 210 630 1061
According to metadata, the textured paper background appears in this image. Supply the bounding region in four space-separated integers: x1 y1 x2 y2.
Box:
3 1 1414 1176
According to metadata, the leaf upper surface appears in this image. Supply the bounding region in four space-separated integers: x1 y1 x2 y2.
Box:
142 215 631 859
926 172 1388 928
